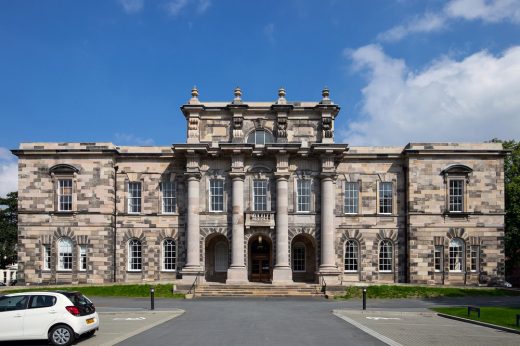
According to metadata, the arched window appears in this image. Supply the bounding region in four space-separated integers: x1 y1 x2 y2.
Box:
247 129 274 145
57 238 73 271
128 239 142 271
292 242 306 272
449 238 464 272
214 241 228 272
344 240 359 272
163 239 176 271
379 240 393 272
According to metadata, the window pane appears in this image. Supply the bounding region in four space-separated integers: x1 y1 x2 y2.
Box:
449 180 464 212
292 245 305 271
79 245 87 271
58 238 73 270
379 240 393 271
43 244 51 270
434 246 443 272
470 245 479 272
449 238 464 271
297 179 311 212
344 182 359 214
379 182 393 214
210 179 224 212
162 182 177 213
253 180 268 211
128 182 142 213
128 239 142 271
58 179 72 211
163 239 176 271
344 240 359 272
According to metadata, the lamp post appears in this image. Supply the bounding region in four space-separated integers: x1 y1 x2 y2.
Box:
362 287 367 310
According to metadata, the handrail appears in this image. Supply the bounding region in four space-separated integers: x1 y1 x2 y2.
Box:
187 271 203 296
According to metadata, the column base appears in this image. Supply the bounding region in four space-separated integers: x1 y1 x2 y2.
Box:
180 267 204 285
317 267 341 286
226 267 248 284
272 267 293 284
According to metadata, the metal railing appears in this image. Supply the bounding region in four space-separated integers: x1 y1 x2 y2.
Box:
187 271 203 296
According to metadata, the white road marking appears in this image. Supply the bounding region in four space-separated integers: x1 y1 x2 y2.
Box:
366 317 401 320
113 317 146 321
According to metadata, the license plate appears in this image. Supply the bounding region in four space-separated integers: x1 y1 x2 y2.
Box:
86 318 95 325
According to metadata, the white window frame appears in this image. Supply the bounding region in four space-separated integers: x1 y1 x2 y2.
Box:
58 178 73 212
449 238 464 272
470 245 479 272
128 239 142 271
449 179 464 213
292 243 306 272
162 181 177 214
209 179 225 212
79 245 87 272
378 240 393 272
378 182 393 214
344 182 359 214
128 182 142 214
296 178 312 213
162 239 176 271
434 245 443 272
214 241 228 272
253 179 268 211
57 238 73 271
344 240 359 272
43 244 51 271
247 129 274 146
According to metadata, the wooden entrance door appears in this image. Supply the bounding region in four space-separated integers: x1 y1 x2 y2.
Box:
250 237 271 282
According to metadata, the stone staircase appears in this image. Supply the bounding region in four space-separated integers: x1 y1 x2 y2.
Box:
193 283 325 298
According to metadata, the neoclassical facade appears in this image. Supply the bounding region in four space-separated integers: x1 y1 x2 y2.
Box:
13 88 506 286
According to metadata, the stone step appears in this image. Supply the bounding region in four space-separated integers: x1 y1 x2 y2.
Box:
192 283 325 298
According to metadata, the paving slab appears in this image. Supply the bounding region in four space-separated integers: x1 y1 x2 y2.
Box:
333 310 520 346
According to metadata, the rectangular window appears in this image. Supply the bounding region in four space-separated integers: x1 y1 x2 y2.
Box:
292 245 305 271
344 241 359 272
43 244 51 270
470 245 479 272
253 180 268 211
449 179 464 212
58 179 73 211
128 182 142 214
163 239 176 271
344 182 359 214
162 181 177 214
209 179 224 212
434 245 443 272
79 245 87 271
379 182 393 214
297 179 311 212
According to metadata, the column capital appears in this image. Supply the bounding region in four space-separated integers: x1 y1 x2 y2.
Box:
184 172 201 181
320 173 337 181
274 172 290 180
229 172 245 180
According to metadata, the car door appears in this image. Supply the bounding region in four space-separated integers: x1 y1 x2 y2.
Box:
0 295 28 340
23 295 58 338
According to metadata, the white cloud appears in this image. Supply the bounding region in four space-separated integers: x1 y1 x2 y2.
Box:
0 148 17 197
342 44 520 146
263 23 275 44
197 0 211 13
118 0 144 14
379 0 520 42
114 133 155 146
165 0 189 16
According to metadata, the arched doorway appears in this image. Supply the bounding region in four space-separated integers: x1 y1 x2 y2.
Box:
291 234 317 283
205 234 229 283
249 234 272 282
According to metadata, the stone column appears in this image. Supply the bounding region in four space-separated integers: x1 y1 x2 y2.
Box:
227 175 248 283
181 173 202 283
319 175 340 284
272 175 293 283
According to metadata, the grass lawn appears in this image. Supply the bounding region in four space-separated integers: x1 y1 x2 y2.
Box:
432 306 520 330
1 284 185 298
335 285 520 299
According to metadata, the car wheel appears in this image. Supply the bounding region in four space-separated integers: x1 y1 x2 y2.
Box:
49 325 75 346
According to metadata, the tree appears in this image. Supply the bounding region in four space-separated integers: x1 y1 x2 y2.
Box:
492 139 520 276
0 191 17 269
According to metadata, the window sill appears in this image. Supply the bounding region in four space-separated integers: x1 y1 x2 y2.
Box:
126 270 142 273
56 270 73 273
343 271 359 274
379 270 393 273
161 270 177 273
53 211 76 216
443 211 469 218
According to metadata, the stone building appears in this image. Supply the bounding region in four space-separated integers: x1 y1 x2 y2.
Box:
12 87 506 286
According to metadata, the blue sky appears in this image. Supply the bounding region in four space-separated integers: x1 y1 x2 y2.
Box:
1 0 520 195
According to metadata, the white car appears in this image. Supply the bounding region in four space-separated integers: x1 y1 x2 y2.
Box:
0 291 99 346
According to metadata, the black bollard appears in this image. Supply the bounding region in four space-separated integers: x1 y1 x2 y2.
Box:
150 287 155 310
362 287 367 310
